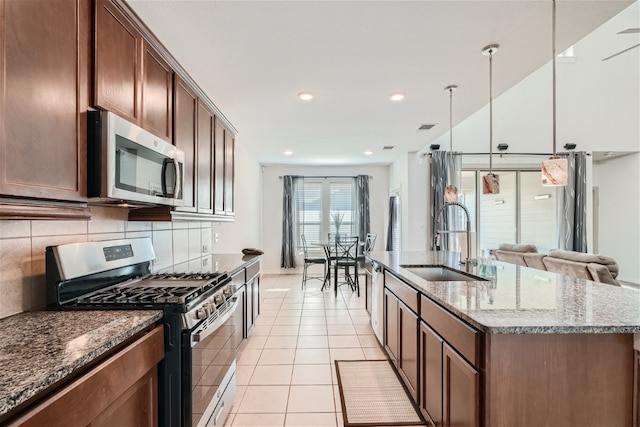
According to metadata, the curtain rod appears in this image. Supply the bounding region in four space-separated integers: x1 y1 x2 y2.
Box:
278 175 372 179
426 152 590 157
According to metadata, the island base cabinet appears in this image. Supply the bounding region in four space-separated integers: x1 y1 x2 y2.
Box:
384 288 399 363
484 333 634 427
399 301 419 400
443 343 479 427
420 322 443 427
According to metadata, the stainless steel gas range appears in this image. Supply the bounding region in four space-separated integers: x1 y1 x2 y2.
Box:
46 237 240 427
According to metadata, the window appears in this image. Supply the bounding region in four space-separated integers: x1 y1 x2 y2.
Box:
295 178 356 249
460 170 559 254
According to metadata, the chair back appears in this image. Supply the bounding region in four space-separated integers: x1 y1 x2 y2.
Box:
301 235 311 258
335 237 359 263
364 233 377 252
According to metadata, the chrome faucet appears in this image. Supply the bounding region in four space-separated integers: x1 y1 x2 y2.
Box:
434 201 475 265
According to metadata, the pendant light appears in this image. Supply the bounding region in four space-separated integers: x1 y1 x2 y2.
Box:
481 44 500 195
541 0 568 186
444 84 459 203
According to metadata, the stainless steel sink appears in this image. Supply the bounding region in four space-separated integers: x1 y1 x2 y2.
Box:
400 265 486 282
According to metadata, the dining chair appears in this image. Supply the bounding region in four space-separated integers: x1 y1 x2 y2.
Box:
301 235 327 289
357 232 377 263
365 233 377 252
332 236 359 297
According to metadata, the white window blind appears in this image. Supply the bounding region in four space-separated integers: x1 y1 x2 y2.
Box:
295 178 356 249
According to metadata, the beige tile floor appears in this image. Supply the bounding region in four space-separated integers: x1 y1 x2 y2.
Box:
225 273 388 427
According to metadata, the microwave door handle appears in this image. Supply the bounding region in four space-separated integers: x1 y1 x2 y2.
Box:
175 161 183 199
161 158 176 197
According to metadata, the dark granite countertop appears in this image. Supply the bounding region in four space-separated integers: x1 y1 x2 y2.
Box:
0 310 162 419
368 251 640 334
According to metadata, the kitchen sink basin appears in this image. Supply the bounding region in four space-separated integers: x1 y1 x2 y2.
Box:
400 265 486 282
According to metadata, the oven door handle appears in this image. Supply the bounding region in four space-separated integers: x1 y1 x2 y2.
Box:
192 296 240 346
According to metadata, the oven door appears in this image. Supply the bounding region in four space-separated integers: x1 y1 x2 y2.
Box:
183 295 241 427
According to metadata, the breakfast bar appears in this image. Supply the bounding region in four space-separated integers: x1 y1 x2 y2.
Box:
367 250 640 427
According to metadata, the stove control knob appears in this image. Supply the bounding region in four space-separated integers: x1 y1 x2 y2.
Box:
223 287 233 298
196 307 209 320
214 294 223 305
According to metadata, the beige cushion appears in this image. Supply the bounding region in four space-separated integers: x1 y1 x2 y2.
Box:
547 250 619 278
495 250 527 266
498 243 538 253
586 264 621 286
523 253 546 270
542 256 593 280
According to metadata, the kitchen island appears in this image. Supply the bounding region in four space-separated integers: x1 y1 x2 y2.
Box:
368 251 640 427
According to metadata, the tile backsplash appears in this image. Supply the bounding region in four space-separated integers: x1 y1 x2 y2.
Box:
0 206 214 319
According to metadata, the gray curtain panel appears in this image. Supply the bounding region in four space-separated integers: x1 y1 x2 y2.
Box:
430 151 462 250
558 151 588 252
385 195 399 251
281 175 297 268
356 175 370 246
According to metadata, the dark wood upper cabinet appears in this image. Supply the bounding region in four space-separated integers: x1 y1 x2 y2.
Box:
141 40 173 141
173 76 198 213
214 119 226 215
94 0 173 141
224 130 235 216
94 0 141 123
197 102 214 215
0 0 90 218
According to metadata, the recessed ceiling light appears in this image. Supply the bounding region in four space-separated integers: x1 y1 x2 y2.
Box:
364 150 373 156
297 92 314 101
389 92 405 102
283 150 293 156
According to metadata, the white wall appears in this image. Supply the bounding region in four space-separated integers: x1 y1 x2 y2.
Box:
260 164 390 274
213 141 262 253
593 153 640 283
407 152 429 251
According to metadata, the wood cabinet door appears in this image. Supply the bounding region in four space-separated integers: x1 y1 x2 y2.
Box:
223 130 235 215
196 101 214 214
420 322 443 427
94 0 142 124
213 119 225 215
141 40 173 141
399 301 419 400
173 76 197 212
443 343 479 427
0 0 88 203
384 288 399 363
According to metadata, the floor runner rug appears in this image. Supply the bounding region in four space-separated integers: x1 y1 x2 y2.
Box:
335 359 426 427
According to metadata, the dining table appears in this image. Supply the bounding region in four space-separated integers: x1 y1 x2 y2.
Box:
311 239 364 292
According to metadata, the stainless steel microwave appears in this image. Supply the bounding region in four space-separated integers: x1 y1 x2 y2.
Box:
87 111 184 207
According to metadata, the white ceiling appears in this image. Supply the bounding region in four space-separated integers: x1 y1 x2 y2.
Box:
127 0 633 166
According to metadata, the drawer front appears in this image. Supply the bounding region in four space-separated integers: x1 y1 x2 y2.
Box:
231 268 245 286
246 259 260 281
385 271 419 313
421 295 478 366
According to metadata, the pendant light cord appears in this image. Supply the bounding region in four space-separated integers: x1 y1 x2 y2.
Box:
449 87 453 152
449 87 454 184
489 49 494 174
552 0 557 158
